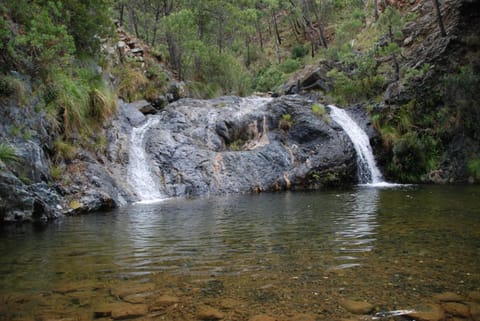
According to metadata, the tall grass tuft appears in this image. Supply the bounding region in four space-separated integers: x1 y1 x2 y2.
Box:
0 143 19 163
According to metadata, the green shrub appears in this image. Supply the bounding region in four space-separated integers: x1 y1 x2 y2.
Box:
279 114 293 131
254 66 286 92
114 66 149 102
468 157 480 180
188 81 222 99
0 143 19 163
278 59 303 74
291 44 309 59
312 103 326 115
53 138 77 162
50 165 63 181
0 75 27 104
389 132 438 182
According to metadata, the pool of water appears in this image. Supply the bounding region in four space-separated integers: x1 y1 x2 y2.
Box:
1 185 479 320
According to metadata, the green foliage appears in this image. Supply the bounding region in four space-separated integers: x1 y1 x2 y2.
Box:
14 1 76 76
312 103 330 123
41 65 117 140
229 139 245 151
279 113 293 131
50 165 63 181
59 0 113 55
0 74 26 104
443 65 480 138
468 157 480 180
53 138 77 162
377 7 404 40
0 143 19 163
327 67 384 104
277 59 303 74
312 103 326 115
114 66 149 102
389 132 438 182
402 63 431 84
291 44 309 59
254 65 286 92
188 82 222 99
282 114 292 122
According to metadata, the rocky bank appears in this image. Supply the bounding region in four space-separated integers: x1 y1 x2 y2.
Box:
1 90 366 223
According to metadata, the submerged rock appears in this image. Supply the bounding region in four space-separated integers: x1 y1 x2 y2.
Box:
408 303 445 321
196 306 225 320
339 298 374 315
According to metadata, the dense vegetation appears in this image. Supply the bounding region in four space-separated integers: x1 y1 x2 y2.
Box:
1 0 479 183
0 0 116 163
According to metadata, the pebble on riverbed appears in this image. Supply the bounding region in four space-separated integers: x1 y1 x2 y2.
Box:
339 298 374 314
196 306 225 320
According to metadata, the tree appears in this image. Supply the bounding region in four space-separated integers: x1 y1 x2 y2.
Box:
378 6 403 82
432 0 447 37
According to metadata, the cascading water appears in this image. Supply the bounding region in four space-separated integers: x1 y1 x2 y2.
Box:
127 116 165 203
329 105 385 185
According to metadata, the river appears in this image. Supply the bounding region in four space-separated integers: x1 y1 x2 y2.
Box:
1 185 479 320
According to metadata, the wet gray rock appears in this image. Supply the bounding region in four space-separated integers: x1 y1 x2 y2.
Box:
119 100 146 126
141 95 357 199
128 100 156 115
0 164 61 224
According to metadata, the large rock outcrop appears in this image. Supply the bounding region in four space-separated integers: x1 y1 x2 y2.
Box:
127 95 358 199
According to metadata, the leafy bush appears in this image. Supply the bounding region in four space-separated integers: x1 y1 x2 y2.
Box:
443 65 480 138
254 65 286 92
312 103 326 115
388 132 438 182
278 59 303 74
291 44 309 59
468 157 480 180
188 81 222 99
327 67 384 104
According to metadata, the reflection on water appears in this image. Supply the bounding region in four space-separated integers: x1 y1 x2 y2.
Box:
332 188 379 269
1 185 480 321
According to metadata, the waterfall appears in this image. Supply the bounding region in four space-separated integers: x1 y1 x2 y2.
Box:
329 105 385 185
127 117 165 203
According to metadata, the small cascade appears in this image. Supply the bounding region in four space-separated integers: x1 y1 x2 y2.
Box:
127 116 165 203
329 105 385 185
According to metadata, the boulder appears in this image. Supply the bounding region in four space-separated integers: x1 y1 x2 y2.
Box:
144 95 357 199
282 62 335 95
128 100 156 115
0 165 61 224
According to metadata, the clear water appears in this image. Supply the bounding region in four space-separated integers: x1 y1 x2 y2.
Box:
1 185 479 320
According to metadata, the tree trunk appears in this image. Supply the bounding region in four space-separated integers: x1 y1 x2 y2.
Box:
289 17 300 41
432 0 447 37
142 1 150 44
255 17 264 51
128 4 140 38
374 0 379 22
309 0 328 49
166 32 182 79
151 5 162 47
119 3 125 26
272 8 282 45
